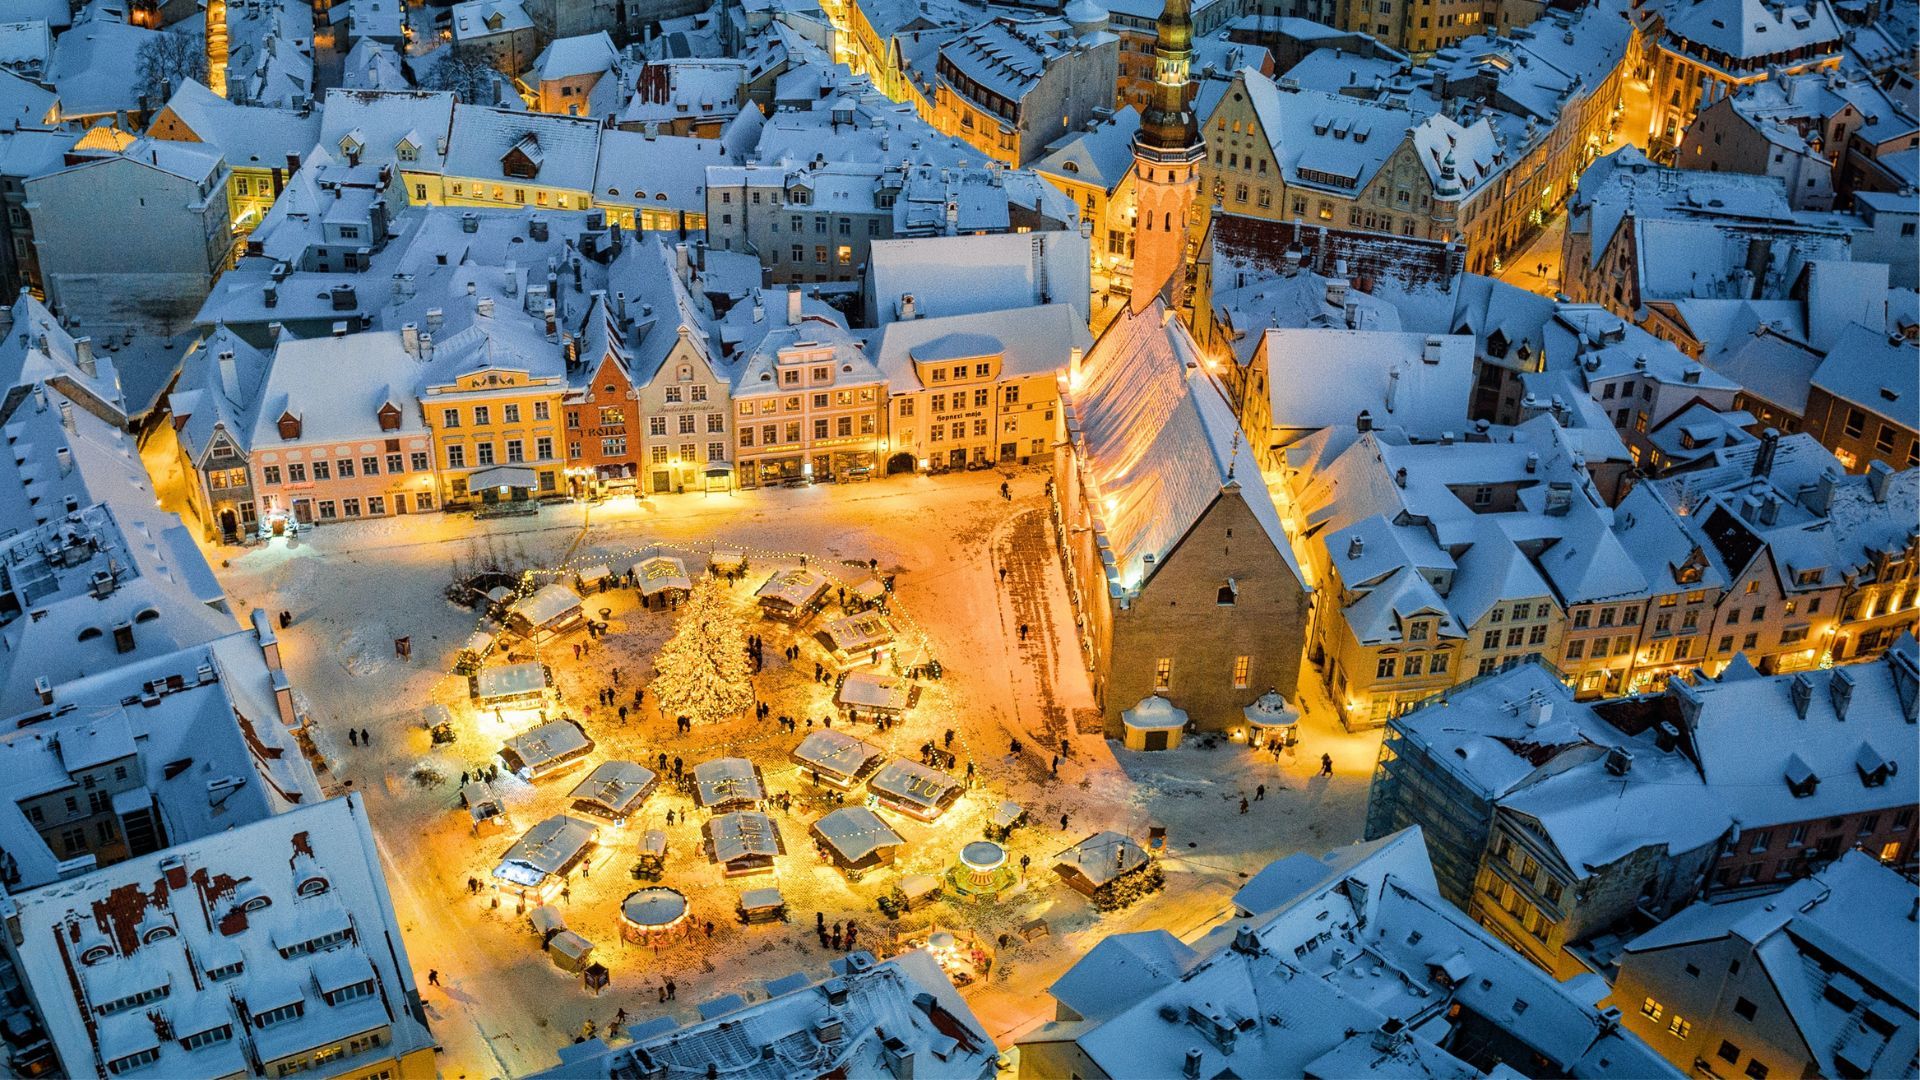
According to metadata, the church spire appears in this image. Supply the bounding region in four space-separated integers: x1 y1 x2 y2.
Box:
1128 0 1205 313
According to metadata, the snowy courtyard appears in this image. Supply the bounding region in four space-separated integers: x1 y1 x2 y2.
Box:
197 469 1380 1078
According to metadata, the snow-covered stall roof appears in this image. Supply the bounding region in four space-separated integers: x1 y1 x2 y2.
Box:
495 814 598 888
812 806 905 867
1242 689 1299 730
473 661 550 701
568 760 660 821
633 556 692 596
693 757 766 809
816 611 897 658
1054 831 1150 890
866 759 963 819
754 567 830 614
791 729 886 784
706 811 784 867
508 584 584 632
499 718 594 777
1067 299 1307 596
836 672 918 714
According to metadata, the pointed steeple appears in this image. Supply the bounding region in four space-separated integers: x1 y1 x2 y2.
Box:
1133 0 1203 164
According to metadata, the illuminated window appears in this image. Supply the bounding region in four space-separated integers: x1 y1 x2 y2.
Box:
1231 656 1249 688
1154 658 1172 691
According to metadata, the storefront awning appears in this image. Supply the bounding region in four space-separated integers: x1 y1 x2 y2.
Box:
471 465 538 491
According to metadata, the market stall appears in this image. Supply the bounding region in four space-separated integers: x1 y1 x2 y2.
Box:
500 718 595 781
505 583 586 642
1120 694 1187 752
575 564 615 594
1241 688 1300 749
567 761 660 824
1053 831 1161 909
790 729 886 790
493 814 599 902
811 807 904 880
814 611 899 670
632 556 692 608
705 811 784 877
835 672 920 718
866 760 964 822
462 780 509 834
470 662 553 711
754 568 830 623
692 757 766 811
846 574 888 611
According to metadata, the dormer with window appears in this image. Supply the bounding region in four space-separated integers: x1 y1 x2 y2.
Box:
502 133 543 180
297 875 330 897
377 402 402 432
277 411 302 440
1785 752 1819 798
395 138 418 164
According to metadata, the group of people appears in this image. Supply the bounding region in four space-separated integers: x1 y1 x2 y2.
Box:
815 911 860 951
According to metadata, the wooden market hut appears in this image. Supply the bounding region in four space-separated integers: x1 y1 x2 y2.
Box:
500 718 595 781
692 757 766 811
811 807 904 880
567 760 660 824
705 811 785 877
790 729 886 790
866 759 964 821
754 568 830 622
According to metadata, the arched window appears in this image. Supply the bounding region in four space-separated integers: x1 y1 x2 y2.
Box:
134 608 161 623
78 626 103 642
142 926 176 944
241 896 272 913
1163 212 1172 231
297 877 330 897
81 945 113 965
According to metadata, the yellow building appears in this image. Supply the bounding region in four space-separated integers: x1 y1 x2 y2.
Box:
418 330 567 505
1645 0 1843 157
145 79 323 259
871 303 1084 474
1032 107 1140 287
417 105 601 213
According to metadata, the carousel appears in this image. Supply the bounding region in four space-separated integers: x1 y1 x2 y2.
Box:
619 887 692 946
947 840 1017 899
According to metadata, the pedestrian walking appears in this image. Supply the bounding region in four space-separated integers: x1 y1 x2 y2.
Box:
461 770 470 786
666 809 676 826
1255 784 1266 801
1000 481 1010 500
666 978 677 1001
1019 623 1028 641
1051 754 1059 776
612 667 622 685
619 705 628 723
349 728 358 746
943 728 954 749
427 969 439 986
658 985 667 1004
360 727 370 746
998 566 1008 584
673 756 683 777
574 643 582 660
1060 812 1070 831
705 920 714 938
1320 753 1334 777
831 925 842 950
1239 796 1250 814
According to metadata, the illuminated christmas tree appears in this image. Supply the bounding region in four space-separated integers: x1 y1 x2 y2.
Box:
651 576 755 726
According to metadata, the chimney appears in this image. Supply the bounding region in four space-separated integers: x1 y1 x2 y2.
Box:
1654 721 1680 752
1528 698 1553 727
218 350 239 402
1069 345 1083 386
1356 409 1373 433
427 307 445 332
897 293 917 321
57 399 73 431
1830 668 1855 719
530 215 549 242
1281 245 1303 275
787 288 803 326
1604 746 1634 775
880 1034 914 1080
1525 452 1539 474
1744 236 1770 297
461 211 478 233
401 323 420 358
1421 335 1445 364
420 333 434 362
1545 482 1572 515
33 676 51 706
73 336 95 377
615 291 628 323
1751 427 1779 479
1789 672 1813 718
1867 460 1893 503
1348 535 1365 559
56 446 71 475
1801 468 1838 514
1325 261 1350 309
1758 493 1779 526
1394 467 1407 488
1183 1049 1204 1080
477 295 494 317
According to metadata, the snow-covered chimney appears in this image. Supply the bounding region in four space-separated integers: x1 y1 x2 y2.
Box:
1069 345 1084 387
73 336 94 377
1348 535 1364 559
57 399 73 431
897 293 917 321
1325 260 1350 309
787 288 803 326
1867 460 1893 503
218 350 239 402
401 323 420 358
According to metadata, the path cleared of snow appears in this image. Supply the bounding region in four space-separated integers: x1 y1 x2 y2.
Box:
198 470 1380 1077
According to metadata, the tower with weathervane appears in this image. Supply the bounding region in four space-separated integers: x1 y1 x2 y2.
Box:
1128 0 1203 313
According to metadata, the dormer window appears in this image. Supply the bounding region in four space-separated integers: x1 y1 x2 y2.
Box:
1795 569 1824 586
142 926 176 944
396 142 417 163
377 403 402 432
80 945 114 965
242 896 272 913
297 877 330 897
277 411 302 440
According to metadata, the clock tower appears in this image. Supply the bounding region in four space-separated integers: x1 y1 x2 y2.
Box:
1129 0 1204 313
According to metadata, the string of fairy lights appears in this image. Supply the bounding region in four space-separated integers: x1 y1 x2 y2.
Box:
458 537 992 846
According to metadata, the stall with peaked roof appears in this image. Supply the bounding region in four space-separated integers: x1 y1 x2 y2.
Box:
790 729 886 790
692 757 766 811
867 759 964 821
567 760 659 823
705 811 784 876
506 583 585 641
500 718 594 780
494 814 599 901
755 567 830 622
812 807 905 880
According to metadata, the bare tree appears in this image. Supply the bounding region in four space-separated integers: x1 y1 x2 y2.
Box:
136 29 208 106
419 46 498 105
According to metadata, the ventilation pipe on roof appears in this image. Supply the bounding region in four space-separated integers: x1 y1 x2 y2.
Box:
787 288 803 326
1752 427 1780 479
1867 460 1893 503
1348 535 1365 560
1183 1049 1204 1080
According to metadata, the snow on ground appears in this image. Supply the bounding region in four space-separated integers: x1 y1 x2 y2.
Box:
193 468 1380 1078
